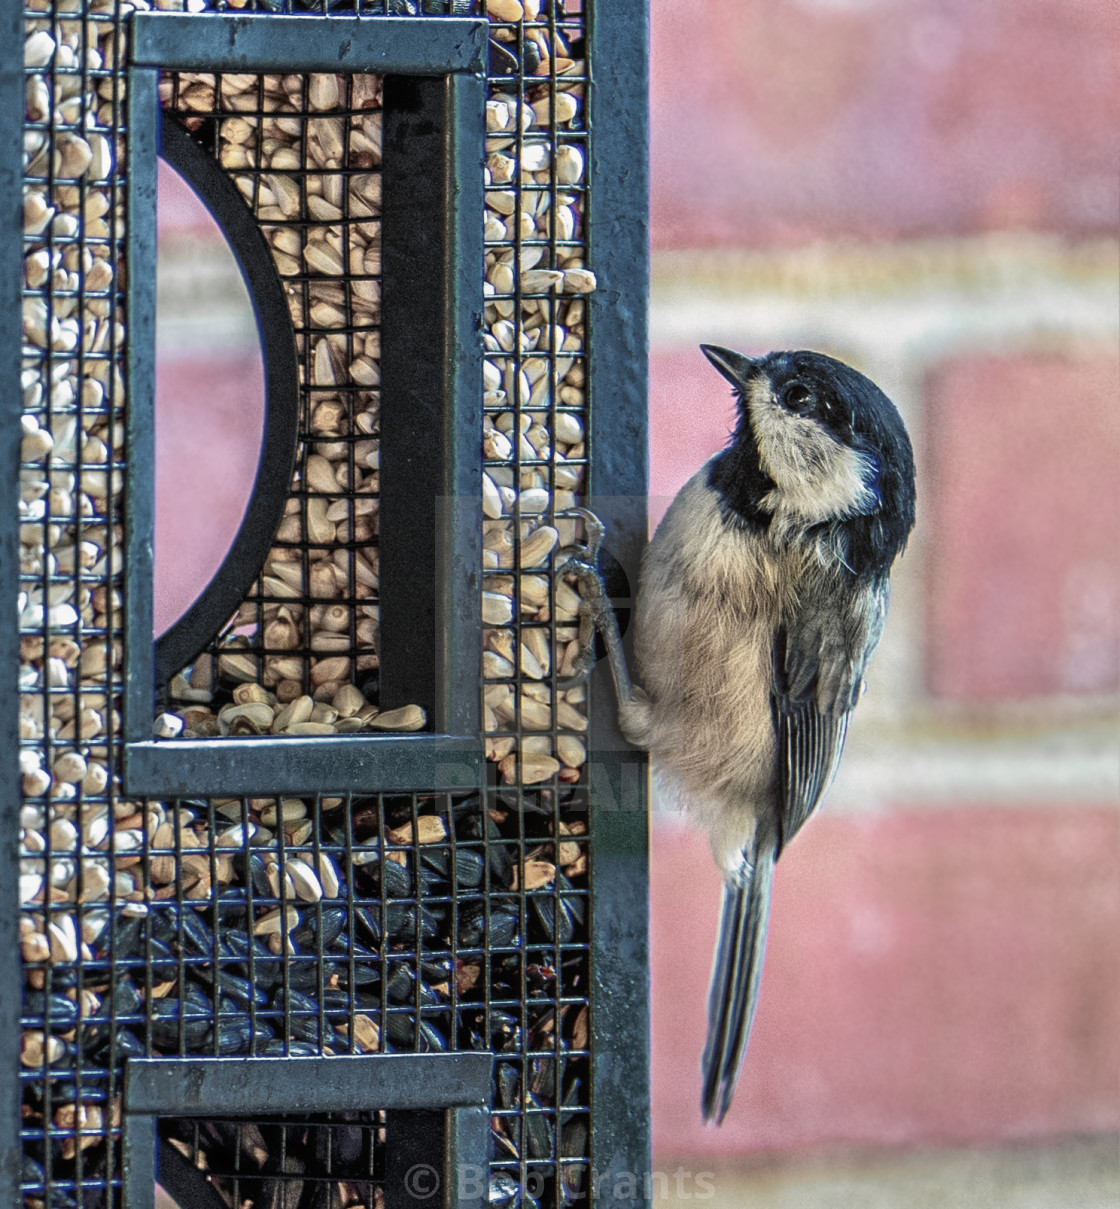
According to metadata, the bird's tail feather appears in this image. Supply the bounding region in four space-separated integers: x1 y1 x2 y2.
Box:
700 836 777 1124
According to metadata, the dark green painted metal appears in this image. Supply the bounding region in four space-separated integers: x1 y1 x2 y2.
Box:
585 0 653 1201
120 16 485 795
445 1104 490 1209
0 5 25 1203
442 69 487 739
121 1113 158 1209
125 1052 493 1113
124 733 484 795
124 66 159 760
131 13 488 76
124 1054 492 1209
15 6 652 1207
379 70 484 736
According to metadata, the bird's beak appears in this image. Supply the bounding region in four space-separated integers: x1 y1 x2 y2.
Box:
700 344 757 388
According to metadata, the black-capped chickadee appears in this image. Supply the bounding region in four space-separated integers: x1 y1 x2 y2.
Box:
564 345 915 1124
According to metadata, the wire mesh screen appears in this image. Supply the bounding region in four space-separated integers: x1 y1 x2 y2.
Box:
160 1112 387 1209
14 1 621 1207
157 67 396 739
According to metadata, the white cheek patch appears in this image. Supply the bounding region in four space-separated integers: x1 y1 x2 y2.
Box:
747 380 877 533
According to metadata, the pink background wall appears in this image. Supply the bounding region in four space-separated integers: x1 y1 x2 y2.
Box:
652 810 1120 1159
924 352 1120 698
651 0 1120 249
152 0 1119 1168
645 0 1119 1161
155 161 263 636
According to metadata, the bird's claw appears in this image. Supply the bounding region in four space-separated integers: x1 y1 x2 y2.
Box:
555 509 633 704
556 506 606 575
555 509 610 687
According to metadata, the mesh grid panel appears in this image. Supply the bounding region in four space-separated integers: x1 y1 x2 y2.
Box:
158 66 391 735
161 1112 387 1208
14 2 621 1207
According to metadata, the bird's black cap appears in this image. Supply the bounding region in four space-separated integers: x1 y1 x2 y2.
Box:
701 344 757 387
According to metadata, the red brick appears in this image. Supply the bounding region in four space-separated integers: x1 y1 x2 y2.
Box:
651 0 1120 248
923 351 1120 698
651 808 1120 1158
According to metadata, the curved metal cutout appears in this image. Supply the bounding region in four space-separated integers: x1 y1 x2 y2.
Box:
154 111 300 689
157 1138 230 1209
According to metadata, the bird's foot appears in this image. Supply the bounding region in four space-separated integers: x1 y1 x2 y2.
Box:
556 509 611 685
556 509 633 704
556 507 607 581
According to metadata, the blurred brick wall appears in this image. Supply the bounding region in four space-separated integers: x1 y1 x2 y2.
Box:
651 0 1120 248
652 810 1120 1159
925 351 1120 699
648 0 1119 1161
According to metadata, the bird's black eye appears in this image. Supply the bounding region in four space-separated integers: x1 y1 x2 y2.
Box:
782 382 813 414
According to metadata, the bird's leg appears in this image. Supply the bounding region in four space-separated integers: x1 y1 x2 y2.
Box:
556 508 634 707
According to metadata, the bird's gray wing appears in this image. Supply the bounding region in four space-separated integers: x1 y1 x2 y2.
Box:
772 575 890 849
773 703 850 847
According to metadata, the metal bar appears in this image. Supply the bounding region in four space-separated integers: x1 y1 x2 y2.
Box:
585 0 653 1200
379 74 447 727
123 734 485 795
131 14 489 76
121 1111 158 1209
125 41 485 789
0 5 25 1203
442 69 486 738
448 1105 489 1209
379 73 483 740
124 68 159 739
125 1053 493 1114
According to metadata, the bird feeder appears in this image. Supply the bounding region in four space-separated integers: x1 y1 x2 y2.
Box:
5 2 648 1206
